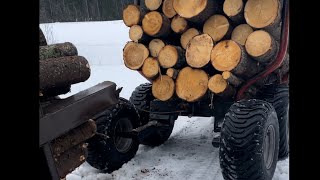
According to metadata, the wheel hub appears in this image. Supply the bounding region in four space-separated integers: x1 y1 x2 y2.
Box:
263 125 276 169
113 117 133 153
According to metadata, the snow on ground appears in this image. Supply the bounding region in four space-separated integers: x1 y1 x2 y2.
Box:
41 21 289 180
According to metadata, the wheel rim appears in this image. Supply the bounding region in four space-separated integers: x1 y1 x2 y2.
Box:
113 117 133 153
263 125 276 169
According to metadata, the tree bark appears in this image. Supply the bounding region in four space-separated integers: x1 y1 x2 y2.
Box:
39 56 91 91
39 42 78 60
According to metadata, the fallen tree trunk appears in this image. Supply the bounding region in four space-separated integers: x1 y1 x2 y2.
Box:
175 67 209 102
123 4 146 27
39 42 78 60
211 40 259 79
123 41 149 70
39 56 91 91
158 45 186 68
152 75 175 101
245 30 278 63
208 74 236 97
39 28 47 46
142 57 160 79
142 11 171 37
186 34 214 68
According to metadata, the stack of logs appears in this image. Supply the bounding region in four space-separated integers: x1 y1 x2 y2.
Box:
122 0 289 102
39 28 91 98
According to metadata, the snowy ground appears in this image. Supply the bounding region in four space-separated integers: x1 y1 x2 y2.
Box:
40 21 289 180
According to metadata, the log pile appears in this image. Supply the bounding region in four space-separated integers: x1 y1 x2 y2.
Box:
39 28 91 98
123 0 288 102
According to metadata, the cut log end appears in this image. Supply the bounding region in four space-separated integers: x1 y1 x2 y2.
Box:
158 45 178 68
211 40 241 71
208 74 227 94
171 15 188 34
186 34 214 68
142 57 159 79
180 28 200 49
203 15 230 42
166 68 179 79
145 0 163 11
223 0 243 17
149 39 165 57
222 71 243 87
129 25 144 42
176 67 208 102
152 75 175 101
245 30 272 58
244 0 280 28
162 0 177 18
142 11 170 37
173 0 208 19
231 24 254 46
123 42 149 70
123 5 142 27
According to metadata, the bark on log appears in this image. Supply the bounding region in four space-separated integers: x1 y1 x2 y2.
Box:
123 42 149 70
129 25 151 43
245 30 278 63
231 24 253 46
173 0 221 24
162 0 177 18
40 28 47 46
152 75 175 101
39 42 78 60
244 0 282 41
175 67 209 102
171 15 189 34
51 119 96 155
222 71 244 87
142 57 160 79
208 74 236 97
158 45 186 68
180 28 200 49
40 85 71 97
211 40 259 79
145 0 163 11
123 4 146 27
149 38 166 57
203 14 232 42
166 68 179 79
39 56 91 91
53 143 87 179
142 11 171 37
223 0 245 24
186 34 214 68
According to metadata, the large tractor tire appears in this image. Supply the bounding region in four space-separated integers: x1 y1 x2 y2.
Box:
86 98 140 172
219 99 279 180
259 84 289 159
130 83 176 147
